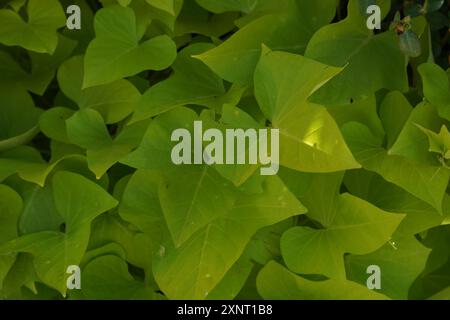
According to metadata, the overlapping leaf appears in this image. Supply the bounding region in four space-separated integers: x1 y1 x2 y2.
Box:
0 172 118 295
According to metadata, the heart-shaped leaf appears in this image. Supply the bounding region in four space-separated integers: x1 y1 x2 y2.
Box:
0 0 65 54
83 5 177 87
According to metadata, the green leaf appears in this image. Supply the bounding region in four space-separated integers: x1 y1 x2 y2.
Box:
83 5 177 87
281 193 404 279
257 261 389 300
0 0 66 54
254 49 360 172
418 63 450 121
0 171 118 295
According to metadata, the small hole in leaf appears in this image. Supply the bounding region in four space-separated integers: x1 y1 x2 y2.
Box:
59 223 66 233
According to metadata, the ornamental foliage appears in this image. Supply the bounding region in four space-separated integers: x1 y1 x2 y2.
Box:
0 0 449 300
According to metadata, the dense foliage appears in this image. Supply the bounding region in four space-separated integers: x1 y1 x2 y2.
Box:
0 0 449 300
